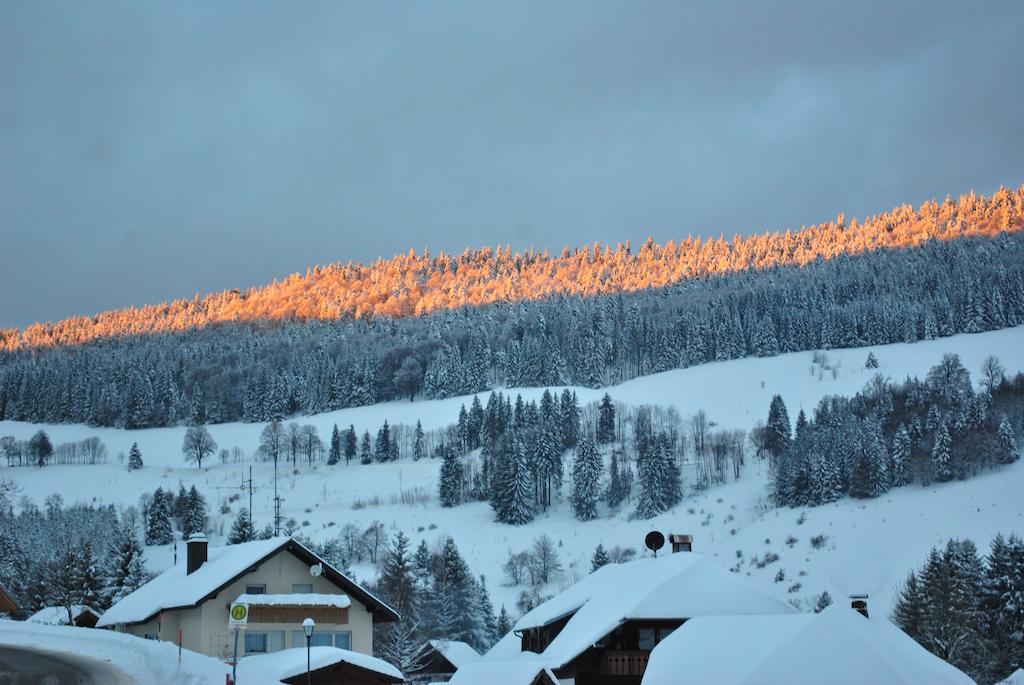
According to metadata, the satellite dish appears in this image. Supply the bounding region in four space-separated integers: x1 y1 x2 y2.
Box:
309 563 323 578
645 531 665 555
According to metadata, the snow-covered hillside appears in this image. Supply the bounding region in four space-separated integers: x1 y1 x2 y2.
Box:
2 326 1023 619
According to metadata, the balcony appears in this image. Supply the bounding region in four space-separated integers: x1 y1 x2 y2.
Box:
601 650 649 677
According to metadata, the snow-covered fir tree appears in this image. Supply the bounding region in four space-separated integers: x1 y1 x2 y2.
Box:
145 488 173 545
571 436 602 521
127 442 143 471
227 507 255 544
438 444 463 508
591 543 610 572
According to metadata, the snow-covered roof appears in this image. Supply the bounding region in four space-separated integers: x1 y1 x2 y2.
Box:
448 660 556 685
98 537 398 627
27 605 101 625
512 551 795 668
998 668 1024 685
235 593 351 609
237 646 403 683
640 605 976 685
425 639 480 668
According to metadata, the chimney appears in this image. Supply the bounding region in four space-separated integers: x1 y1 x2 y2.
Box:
186 533 208 575
849 594 869 618
669 534 693 553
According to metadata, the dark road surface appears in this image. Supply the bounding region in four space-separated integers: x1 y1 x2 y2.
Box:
0 645 131 685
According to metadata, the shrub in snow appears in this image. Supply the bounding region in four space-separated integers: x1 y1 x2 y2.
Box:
810 534 828 549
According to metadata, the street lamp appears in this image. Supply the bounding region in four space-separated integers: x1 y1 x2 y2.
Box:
302 617 315 685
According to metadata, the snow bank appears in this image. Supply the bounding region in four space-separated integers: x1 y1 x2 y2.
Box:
640 606 976 685
0 618 276 685
237 646 402 682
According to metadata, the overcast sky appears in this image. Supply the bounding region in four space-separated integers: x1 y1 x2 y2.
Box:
2 1 1022 328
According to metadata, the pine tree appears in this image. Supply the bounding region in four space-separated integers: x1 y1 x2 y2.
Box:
476 575 498 651
932 421 954 482
865 351 879 369
183 485 207 537
571 437 602 521
75 540 103 610
498 435 535 525
360 430 373 465
597 394 616 444
765 395 791 459
104 523 148 606
496 605 512 638
891 570 925 641
378 532 416 620
813 590 833 613
591 543 610 572
849 418 889 499
606 450 624 507
227 507 255 544
375 421 392 462
997 416 1019 464
413 421 425 461
439 444 463 508
635 443 663 519
328 424 341 465
345 425 357 465
890 424 912 487
127 442 143 471
377 618 426 675
145 488 174 545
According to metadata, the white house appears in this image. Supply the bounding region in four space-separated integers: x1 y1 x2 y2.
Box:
98 534 399 660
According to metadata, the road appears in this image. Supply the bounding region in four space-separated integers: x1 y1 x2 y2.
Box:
0 645 132 684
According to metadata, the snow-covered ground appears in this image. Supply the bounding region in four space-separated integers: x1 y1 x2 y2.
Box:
0 619 276 685
1 326 1023 619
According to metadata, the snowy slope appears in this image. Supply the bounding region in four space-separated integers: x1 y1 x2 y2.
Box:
1 326 1023 620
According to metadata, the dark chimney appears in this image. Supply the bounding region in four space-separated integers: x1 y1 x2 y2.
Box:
186 533 208 575
669 534 693 553
849 594 869 618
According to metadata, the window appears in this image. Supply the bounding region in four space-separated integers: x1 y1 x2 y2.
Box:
291 631 351 650
638 628 657 651
246 631 284 653
291 583 313 594
245 584 266 595
245 632 268 654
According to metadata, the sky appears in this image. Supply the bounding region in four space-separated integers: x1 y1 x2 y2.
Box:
1 1 1023 329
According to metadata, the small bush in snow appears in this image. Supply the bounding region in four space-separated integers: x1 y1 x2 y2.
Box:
797 512 807 525
787 582 802 593
775 569 785 583
810 534 828 549
785 535 798 547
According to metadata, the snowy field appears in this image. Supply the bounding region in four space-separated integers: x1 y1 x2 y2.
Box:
2 326 1023 618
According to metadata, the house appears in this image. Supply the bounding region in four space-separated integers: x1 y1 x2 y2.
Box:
98 534 399 660
0 581 20 618
411 639 479 682
468 550 795 685
27 604 103 628
640 604 976 685
238 646 404 685
447 661 558 685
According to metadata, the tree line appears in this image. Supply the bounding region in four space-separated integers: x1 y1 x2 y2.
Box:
892 533 1024 684
771 354 1022 508
2 230 1024 429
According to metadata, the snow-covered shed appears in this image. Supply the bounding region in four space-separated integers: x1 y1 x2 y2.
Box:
98 535 398 660
238 646 404 685
640 605 976 685
447 661 558 685
411 639 479 682
465 551 794 684
27 604 103 628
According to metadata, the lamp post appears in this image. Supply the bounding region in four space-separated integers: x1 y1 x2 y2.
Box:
302 617 315 685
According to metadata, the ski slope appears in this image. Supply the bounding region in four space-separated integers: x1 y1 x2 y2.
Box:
1 326 1023 619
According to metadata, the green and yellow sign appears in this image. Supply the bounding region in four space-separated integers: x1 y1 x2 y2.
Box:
229 603 248 627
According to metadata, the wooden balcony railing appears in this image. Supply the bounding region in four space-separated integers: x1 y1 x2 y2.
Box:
601 650 649 676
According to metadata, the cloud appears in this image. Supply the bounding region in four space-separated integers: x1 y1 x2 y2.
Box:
1 0 1022 327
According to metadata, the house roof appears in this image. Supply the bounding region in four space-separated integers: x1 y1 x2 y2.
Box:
237 646 403 683
98 537 398 627
640 605 976 685
511 552 795 669
0 582 19 612
27 605 102 625
424 639 480 668
448 660 557 685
